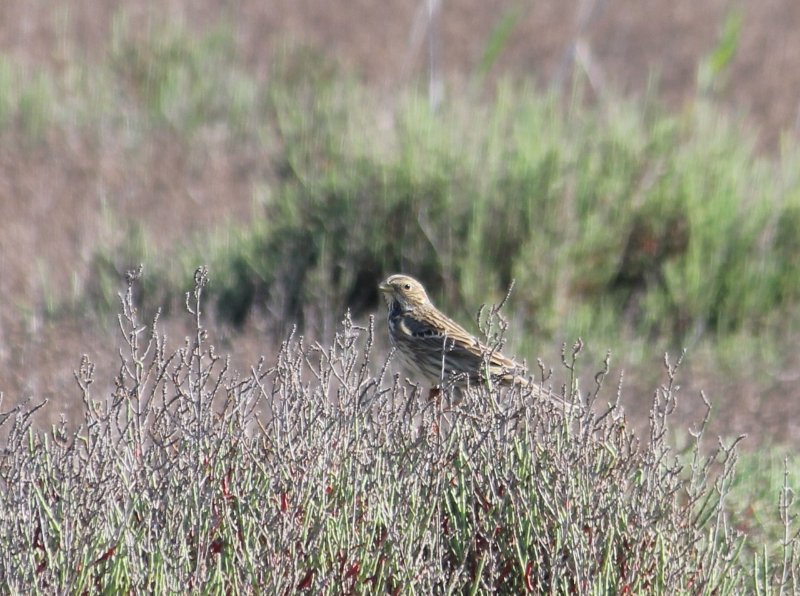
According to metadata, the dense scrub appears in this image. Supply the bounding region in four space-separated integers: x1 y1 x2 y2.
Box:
1 270 795 592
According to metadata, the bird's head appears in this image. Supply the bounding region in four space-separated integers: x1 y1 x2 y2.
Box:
378 274 431 311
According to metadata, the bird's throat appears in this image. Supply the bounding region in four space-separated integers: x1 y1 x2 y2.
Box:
388 299 404 320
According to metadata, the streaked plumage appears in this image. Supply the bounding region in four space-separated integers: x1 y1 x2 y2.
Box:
378 274 528 389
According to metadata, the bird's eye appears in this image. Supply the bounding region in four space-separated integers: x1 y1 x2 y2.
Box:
403 283 411 290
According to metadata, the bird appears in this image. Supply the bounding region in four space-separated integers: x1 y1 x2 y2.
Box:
378 274 530 392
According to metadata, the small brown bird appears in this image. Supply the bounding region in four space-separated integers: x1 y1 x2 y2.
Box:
378 274 529 391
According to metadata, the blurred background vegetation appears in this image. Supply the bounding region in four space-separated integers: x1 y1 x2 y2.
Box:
0 2 799 443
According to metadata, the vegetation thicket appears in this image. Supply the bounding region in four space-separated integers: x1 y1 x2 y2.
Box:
1 270 796 592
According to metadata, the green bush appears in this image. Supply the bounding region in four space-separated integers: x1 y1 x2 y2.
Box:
132 71 793 349
40 25 795 355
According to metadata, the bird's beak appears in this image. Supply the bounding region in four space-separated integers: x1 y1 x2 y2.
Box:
378 281 392 294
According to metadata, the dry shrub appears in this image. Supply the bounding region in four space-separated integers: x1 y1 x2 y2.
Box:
0 268 796 593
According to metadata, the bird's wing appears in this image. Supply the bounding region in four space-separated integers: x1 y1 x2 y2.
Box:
398 309 522 375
